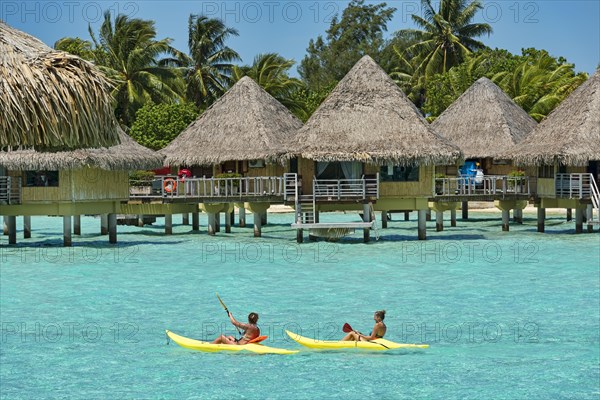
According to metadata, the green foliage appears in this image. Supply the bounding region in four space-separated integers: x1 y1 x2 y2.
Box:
129 170 156 186
58 11 187 126
54 37 96 61
508 169 526 177
423 48 588 121
232 53 305 116
289 82 337 122
398 0 493 79
129 103 199 150
299 0 396 90
215 172 242 186
184 15 241 108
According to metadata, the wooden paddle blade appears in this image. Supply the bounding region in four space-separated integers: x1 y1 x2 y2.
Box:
247 335 268 344
342 323 353 333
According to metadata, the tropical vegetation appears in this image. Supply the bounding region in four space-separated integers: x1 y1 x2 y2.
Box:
52 0 590 147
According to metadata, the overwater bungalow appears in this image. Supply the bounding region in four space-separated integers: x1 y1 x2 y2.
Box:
291 55 461 241
503 70 600 233
431 77 538 229
152 76 303 236
0 22 163 246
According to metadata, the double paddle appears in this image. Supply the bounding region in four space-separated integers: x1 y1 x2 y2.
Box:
343 322 389 349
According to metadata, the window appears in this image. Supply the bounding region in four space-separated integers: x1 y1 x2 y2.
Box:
380 165 419 182
315 162 363 180
538 165 554 178
25 170 59 187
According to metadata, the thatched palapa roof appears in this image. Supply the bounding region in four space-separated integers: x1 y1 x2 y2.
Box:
161 76 303 166
0 21 119 150
294 56 461 165
504 70 600 166
431 77 537 159
0 129 164 170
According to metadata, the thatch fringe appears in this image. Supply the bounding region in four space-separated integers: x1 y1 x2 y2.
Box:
504 70 600 166
0 22 119 150
0 130 164 170
432 78 537 159
294 56 461 165
162 76 302 166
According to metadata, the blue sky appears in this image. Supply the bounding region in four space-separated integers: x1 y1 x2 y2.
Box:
2 1 599 76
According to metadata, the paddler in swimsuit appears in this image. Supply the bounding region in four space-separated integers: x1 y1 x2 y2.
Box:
342 310 386 341
212 312 260 345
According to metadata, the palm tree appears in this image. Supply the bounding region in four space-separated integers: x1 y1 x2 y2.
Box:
400 0 492 78
184 15 241 108
493 51 587 121
88 11 185 126
232 53 304 114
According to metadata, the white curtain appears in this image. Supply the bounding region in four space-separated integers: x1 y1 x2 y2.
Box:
316 162 328 178
340 162 362 180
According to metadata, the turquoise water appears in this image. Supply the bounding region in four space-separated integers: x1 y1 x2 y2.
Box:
1 213 599 399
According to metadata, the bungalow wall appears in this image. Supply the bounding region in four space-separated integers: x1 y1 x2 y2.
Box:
9 168 129 203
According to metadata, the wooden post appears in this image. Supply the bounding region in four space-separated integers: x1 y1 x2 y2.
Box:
192 212 200 231
418 210 426 240
261 212 267 226
108 213 117 244
450 209 457 227
566 208 572 221
23 216 31 239
3 216 8 235
537 207 545 233
73 215 81 235
462 201 469 220
7 216 16 244
63 215 72 247
404 211 409 221
502 210 510 231
514 209 523 224
426 209 432 221
207 213 216 236
575 207 583 234
215 212 220 233
296 228 303 243
254 212 262 237
225 210 232 233
436 211 444 232
165 214 173 235
587 204 594 233
381 211 388 229
239 207 246 227
182 213 189 226
101 214 108 235
137 215 144 227
229 210 235 227
362 203 370 243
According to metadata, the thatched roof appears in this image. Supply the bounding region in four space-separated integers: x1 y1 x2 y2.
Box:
294 56 461 165
0 21 119 150
504 70 600 166
0 130 164 170
161 76 303 166
431 77 537 159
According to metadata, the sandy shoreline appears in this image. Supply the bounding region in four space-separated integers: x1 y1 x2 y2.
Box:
267 202 569 215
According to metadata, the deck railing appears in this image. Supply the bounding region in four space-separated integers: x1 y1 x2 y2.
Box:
313 174 379 200
130 175 285 199
433 175 531 197
0 176 21 204
555 173 594 199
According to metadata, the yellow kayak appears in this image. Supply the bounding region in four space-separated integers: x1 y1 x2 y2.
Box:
285 330 429 351
166 330 299 355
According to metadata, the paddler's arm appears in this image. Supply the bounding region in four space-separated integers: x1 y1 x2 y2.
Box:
228 313 249 330
357 323 379 340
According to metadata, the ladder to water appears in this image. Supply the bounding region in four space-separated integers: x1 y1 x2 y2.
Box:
588 174 600 226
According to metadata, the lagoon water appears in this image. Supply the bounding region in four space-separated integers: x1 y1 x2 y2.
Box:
1 213 599 399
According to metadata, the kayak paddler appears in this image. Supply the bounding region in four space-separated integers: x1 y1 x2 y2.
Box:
212 311 260 345
342 310 386 341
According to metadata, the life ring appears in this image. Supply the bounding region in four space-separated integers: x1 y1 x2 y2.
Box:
164 178 177 193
